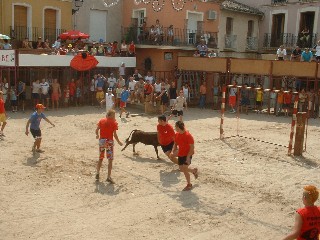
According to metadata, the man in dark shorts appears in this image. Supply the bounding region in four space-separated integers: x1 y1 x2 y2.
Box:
170 121 198 191
25 104 55 154
157 115 178 164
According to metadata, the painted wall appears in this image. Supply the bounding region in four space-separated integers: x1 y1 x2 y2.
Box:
75 0 122 43
122 1 220 33
238 0 320 49
0 0 72 36
219 9 261 53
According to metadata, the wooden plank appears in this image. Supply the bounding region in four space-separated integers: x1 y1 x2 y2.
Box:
178 57 227 72
230 59 271 75
272 61 317 78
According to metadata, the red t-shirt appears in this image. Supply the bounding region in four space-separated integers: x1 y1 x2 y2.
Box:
69 82 76 95
98 118 118 140
296 206 320 240
157 123 175 146
175 131 194 157
129 43 135 53
0 99 5 113
284 92 292 104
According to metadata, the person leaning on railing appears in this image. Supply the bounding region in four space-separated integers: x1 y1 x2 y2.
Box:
290 46 301 61
22 37 32 49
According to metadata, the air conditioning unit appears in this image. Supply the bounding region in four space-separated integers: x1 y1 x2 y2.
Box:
207 10 217 20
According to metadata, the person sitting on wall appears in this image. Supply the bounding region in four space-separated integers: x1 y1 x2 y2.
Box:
36 37 43 49
290 45 301 61
301 48 313 62
276 45 287 60
300 27 310 47
128 41 136 57
22 37 32 49
196 39 208 57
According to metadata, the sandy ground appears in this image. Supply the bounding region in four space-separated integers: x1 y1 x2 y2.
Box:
0 105 320 240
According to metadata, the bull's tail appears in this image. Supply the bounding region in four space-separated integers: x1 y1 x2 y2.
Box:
125 129 138 143
122 129 138 152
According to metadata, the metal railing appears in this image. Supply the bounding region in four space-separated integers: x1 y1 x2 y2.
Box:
246 36 258 50
224 34 237 50
263 33 318 49
121 26 218 48
10 26 66 44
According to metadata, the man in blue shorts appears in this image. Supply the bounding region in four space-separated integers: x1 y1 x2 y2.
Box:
25 104 55 153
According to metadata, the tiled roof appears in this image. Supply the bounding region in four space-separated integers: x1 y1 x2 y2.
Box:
221 0 264 16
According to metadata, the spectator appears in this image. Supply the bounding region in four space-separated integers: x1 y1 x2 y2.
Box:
128 41 136 57
298 88 308 112
301 48 313 62
120 40 128 57
149 25 156 42
43 38 51 50
66 44 75 55
183 83 191 103
97 43 105 56
75 37 84 50
2 39 12 50
117 75 126 88
145 71 154 85
90 43 97 56
199 81 207 109
59 44 67 55
0 78 9 105
313 40 320 63
240 83 250 115
128 76 137 103
36 37 43 49
282 185 320 240
51 79 61 110
169 81 177 108
144 80 154 104
17 80 26 112
10 88 17 112
22 38 32 49
32 79 41 106
157 85 169 114
111 41 119 56
107 73 117 90
196 39 208 57
119 62 126 77
229 81 237 113
290 46 301 61
119 86 130 118
40 78 50 109
270 87 277 113
299 27 310 47
167 25 174 44
68 79 76 106
153 78 162 107
276 87 284 116
100 88 115 113
90 75 97 106
277 45 287 60
283 88 292 117
255 85 263 114
63 85 70 107
208 50 217 58
134 78 145 104
133 69 142 82
52 37 61 50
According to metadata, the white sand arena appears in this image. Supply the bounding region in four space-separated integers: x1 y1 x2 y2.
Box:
1 106 319 240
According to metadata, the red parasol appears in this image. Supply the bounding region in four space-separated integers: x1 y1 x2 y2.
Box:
59 30 90 40
70 53 99 71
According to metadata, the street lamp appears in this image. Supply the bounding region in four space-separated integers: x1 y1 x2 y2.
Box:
72 0 84 15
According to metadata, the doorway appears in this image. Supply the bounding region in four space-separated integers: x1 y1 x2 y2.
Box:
187 12 202 44
271 13 285 47
298 11 315 48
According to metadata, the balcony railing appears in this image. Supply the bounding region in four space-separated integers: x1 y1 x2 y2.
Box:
224 34 237 50
263 33 318 49
271 0 288 4
121 26 218 48
10 26 66 43
246 36 258 50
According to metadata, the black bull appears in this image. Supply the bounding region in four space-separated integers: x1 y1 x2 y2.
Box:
121 130 160 159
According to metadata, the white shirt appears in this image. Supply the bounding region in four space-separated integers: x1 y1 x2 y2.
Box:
40 82 50 95
32 82 41 94
145 76 154 84
174 96 186 111
107 77 117 88
1 82 8 94
105 93 114 107
90 79 95 92
315 45 320 57
277 48 287 57
119 66 125 76
154 82 162 93
128 80 137 91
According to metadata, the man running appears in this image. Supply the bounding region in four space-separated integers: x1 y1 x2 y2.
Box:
25 104 55 153
95 109 123 183
170 121 198 191
100 88 115 113
157 115 178 164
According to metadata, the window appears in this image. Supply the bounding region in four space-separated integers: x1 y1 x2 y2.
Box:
247 20 254 37
226 17 233 35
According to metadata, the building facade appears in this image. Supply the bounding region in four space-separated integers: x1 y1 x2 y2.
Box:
0 0 72 43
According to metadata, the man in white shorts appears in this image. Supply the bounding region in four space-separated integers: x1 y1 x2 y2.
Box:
128 76 136 103
100 88 115 112
40 78 50 109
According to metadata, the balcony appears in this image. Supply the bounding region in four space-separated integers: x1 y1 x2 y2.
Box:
224 34 237 50
121 26 218 48
246 37 258 51
263 33 318 49
10 26 66 44
271 0 288 5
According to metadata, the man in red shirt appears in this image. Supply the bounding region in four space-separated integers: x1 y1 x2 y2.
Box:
170 121 198 191
95 109 123 183
0 91 7 136
157 115 178 164
283 185 320 240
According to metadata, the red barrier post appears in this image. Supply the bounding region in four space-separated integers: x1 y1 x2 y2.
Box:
288 93 299 155
220 85 226 139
